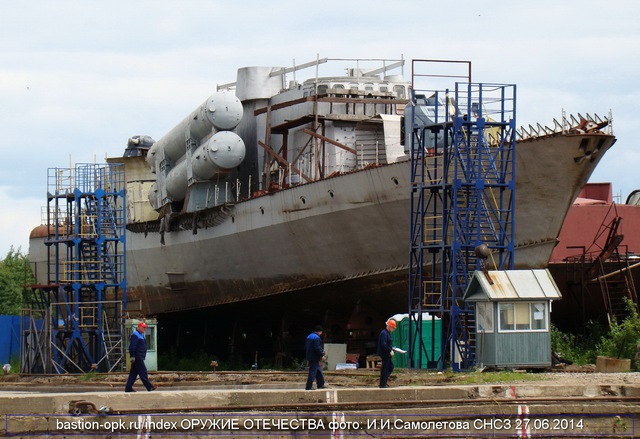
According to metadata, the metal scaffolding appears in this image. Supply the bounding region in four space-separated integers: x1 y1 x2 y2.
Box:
408 60 516 370
22 163 126 373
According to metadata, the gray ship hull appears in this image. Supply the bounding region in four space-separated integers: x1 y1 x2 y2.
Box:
124 130 615 315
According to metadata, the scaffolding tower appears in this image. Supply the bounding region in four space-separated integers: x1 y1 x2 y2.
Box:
408 60 516 370
22 163 126 374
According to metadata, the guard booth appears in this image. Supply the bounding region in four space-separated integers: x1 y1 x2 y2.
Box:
463 269 561 369
125 318 158 371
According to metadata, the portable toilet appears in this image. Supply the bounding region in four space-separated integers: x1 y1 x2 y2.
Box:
463 269 561 369
390 313 441 368
125 318 158 371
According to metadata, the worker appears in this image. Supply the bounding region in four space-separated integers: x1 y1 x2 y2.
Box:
304 325 327 390
125 322 157 392
377 319 397 388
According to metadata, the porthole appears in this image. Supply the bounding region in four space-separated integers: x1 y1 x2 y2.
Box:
300 196 306 204
328 190 334 198
392 177 399 185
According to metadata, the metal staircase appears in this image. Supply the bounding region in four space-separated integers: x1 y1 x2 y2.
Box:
22 163 126 373
563 206 639 328
587 214 638 324
408 60 516 370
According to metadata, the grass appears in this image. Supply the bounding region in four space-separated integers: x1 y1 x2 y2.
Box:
450 370 548 385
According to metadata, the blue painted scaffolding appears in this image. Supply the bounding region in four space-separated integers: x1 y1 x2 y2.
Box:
408 60 516 370
22 163 126 373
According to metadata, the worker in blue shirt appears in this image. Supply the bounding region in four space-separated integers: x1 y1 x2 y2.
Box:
125 322 157 392
377 319 396 388
304 325 327 390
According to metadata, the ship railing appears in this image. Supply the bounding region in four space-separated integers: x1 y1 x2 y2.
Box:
46 206 78 238
77 305 98 328
422 152 445 185
78 211 98 238
53 305 100 330
421 280 443 311
217 56 405 91
48 167 75 196
61 259 126 284
564 251 631 265
516 112 612 141
61 263 101 283
46 164 125 196
423 214 444 245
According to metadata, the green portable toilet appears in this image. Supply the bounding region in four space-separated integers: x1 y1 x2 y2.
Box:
390 313 441 368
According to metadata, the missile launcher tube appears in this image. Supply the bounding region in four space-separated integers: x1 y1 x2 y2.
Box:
146 91 243 171
162 131 246 202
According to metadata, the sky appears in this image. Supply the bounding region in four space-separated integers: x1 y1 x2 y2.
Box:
0 0 638 257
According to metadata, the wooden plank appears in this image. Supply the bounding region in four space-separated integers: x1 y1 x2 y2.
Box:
257 141 313 183
303 128 357 155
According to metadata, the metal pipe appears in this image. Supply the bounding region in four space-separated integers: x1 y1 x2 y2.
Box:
589 260 640 282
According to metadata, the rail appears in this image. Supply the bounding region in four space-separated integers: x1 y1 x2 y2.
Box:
103 395 640 414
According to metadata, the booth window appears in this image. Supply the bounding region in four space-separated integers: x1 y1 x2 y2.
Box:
498 302 547 332
476 302 494 333
145 326 156 351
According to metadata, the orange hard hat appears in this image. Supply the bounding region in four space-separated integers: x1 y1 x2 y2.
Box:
386 319 397 329
137 322 147 329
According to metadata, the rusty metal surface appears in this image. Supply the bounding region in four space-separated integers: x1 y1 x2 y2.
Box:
466 269 562 301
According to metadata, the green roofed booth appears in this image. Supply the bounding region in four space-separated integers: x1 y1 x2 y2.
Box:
463 269 562 369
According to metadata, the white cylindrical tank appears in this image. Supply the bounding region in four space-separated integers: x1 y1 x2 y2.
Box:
148 182 161 210
164 131 246 201
191 131 246 180
146 91 243 171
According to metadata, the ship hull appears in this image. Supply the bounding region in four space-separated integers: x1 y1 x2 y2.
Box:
125 131 616 315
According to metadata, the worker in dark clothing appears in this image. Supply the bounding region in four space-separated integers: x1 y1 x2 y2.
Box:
377 319 397 388
125 322 156 392
304 325 327 390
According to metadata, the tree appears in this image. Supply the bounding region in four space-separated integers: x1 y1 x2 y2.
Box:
0 247 34 315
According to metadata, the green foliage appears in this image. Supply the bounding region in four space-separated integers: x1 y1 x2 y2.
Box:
290 357 305 371
456 370 547 385
550 325 596 365
551 299 640 369
594 298 640 367
6 355 20 374
158 348 218 371
0 247 34 315
80 370 97 381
